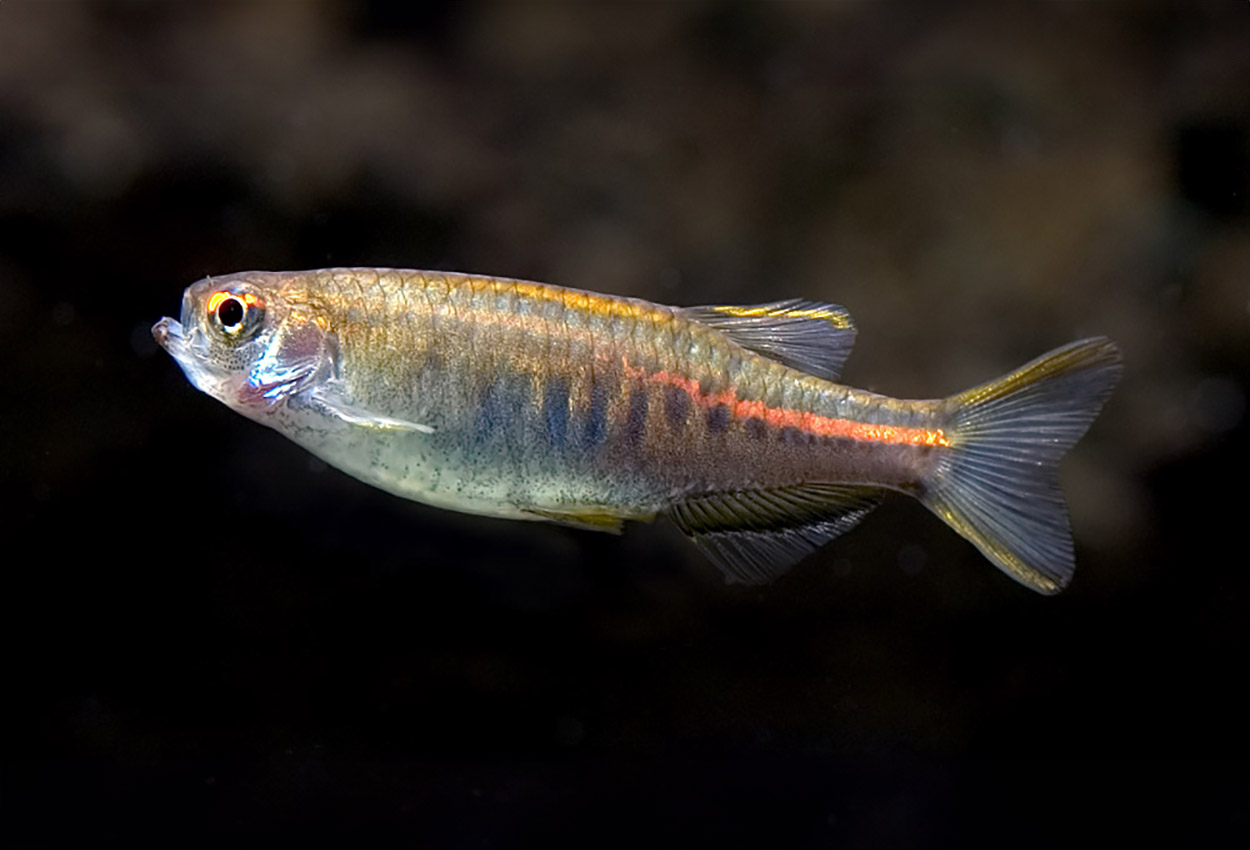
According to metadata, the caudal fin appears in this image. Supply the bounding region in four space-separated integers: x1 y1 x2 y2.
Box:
921 338 1122 594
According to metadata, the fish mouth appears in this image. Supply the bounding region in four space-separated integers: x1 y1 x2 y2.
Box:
151 315 237 404
152 315 198 377
152 316 182 350
151 316 204 364
151 316 216 394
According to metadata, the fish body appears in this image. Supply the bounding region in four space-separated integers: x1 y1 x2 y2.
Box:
153 268 1121 593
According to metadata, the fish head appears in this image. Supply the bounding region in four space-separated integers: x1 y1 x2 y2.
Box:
152 272 335 417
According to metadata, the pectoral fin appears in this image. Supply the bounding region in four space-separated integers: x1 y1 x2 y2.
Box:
668 483 884 584
523 508 628 534
303 384 434 433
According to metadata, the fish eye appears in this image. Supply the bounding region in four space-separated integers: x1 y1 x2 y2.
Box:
207 289 264 338
217 296 244 329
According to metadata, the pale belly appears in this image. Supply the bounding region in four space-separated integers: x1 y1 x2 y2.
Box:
263 403 661 522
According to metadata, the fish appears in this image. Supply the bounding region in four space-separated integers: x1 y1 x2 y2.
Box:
152 267 1121 594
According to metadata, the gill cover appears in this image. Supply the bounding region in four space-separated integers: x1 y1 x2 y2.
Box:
242 308 335 406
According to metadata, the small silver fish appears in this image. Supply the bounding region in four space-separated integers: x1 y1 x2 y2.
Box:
153 268 1121 593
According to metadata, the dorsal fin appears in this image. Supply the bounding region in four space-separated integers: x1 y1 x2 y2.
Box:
680 299 856 381
667 483 884 585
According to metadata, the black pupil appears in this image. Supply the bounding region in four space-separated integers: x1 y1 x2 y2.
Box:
218 297 245 328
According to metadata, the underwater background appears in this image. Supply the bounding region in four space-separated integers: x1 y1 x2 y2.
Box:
3 1 1246 846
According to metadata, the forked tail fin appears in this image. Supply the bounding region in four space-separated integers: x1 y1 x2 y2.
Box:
920 338 1122 594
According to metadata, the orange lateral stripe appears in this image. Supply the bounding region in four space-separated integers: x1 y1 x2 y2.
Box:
624 360 950 448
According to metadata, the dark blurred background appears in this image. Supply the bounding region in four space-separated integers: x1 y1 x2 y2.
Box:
2 1 1247 846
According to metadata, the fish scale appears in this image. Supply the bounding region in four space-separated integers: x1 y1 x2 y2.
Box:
153 267 1121 593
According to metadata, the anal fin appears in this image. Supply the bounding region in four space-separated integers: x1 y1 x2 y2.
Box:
667 483 884 584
